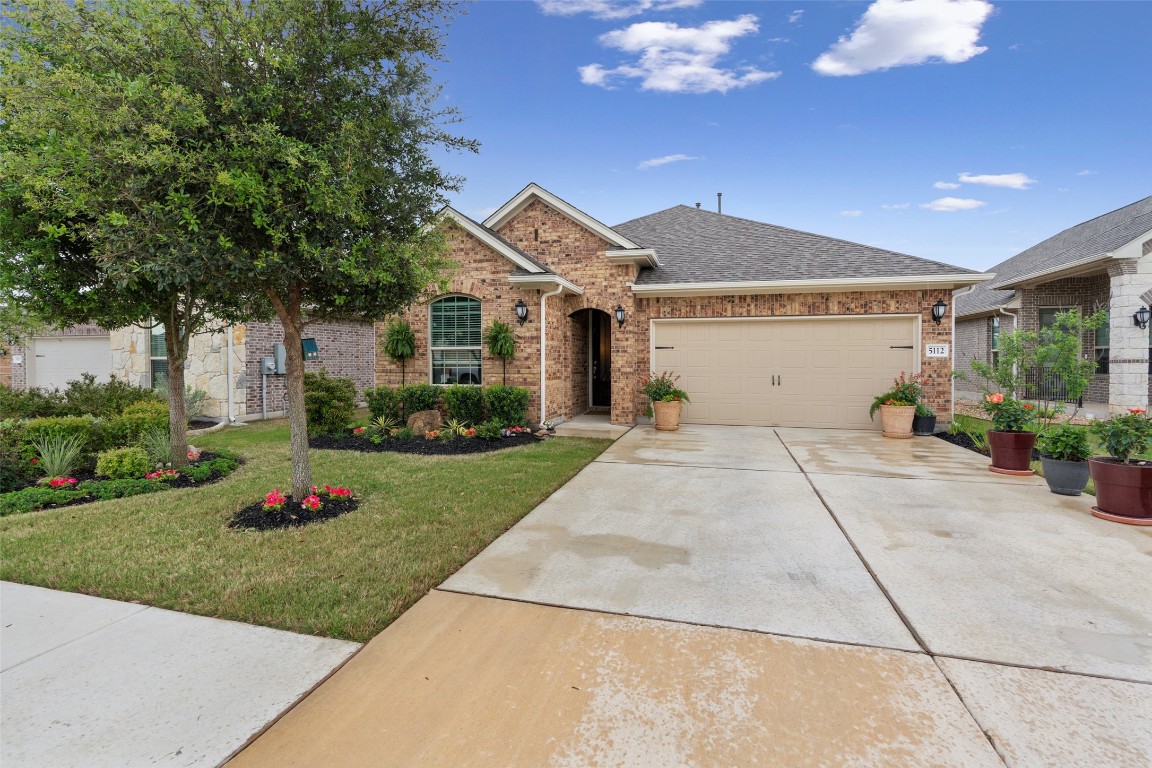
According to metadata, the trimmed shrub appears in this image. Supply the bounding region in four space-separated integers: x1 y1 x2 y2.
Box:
82 478 165 501
303 370 357 436
364 386 402 422
483 386 531 427
0 384 64 419
440 385 484 425
475 419 503 441
185 452 239 482
103 401 170 448
396 384 439 419
96 447 151 479
23 416 99 455
0 486 87 516
61 374 159 417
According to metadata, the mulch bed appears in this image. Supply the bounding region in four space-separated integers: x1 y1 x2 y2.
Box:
309 432 542 456
228 495 360 531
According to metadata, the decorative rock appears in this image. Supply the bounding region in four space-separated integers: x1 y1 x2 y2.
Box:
407 410 443 435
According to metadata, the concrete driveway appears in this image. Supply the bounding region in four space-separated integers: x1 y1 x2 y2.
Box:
230 425 1152 767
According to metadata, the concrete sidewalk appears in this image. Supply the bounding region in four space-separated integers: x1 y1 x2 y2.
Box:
228 425 1152 767
0 582 359 768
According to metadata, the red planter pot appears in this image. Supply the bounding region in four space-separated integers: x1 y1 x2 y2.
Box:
987 430 1036 475
1088 459 1152 525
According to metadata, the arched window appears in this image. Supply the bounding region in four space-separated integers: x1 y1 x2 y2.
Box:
430 296 482 385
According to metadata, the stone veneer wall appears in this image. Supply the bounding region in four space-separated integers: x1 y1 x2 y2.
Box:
245 320 375 417
1020 274 1111 405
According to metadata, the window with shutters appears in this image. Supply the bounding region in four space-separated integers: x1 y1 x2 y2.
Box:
430 296 481 385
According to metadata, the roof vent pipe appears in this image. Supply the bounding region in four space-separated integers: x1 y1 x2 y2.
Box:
717 192 722 214
695 202 701 209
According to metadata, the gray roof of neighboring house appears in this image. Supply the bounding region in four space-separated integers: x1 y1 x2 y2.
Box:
612 205 978 285
957 196 1152 318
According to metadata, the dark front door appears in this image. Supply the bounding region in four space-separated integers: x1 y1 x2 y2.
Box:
591 312 611 408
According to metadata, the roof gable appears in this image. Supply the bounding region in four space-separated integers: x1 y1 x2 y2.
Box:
483 183 640 250
441 207 549 275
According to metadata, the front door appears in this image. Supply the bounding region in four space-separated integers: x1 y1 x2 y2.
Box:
591 312 612 408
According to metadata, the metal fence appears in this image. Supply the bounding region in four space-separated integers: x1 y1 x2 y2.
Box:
1019 367 1083 407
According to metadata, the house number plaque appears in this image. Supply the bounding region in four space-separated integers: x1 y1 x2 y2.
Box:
925 344 950 358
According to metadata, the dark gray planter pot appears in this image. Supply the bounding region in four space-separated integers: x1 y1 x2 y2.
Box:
912 414 937 436
1040 455 1090 496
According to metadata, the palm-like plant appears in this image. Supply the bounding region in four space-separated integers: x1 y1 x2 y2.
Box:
382 319 417 386
483 321 517 385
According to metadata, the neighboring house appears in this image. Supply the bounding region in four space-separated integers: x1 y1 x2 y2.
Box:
375 184 989 429
955 197 1152 414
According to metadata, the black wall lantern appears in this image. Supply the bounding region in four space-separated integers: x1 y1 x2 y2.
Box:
515 299 529 325
931 299 948 325
1134 305 1150 330
614 304 626 328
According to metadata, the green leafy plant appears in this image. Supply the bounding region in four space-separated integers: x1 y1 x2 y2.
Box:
869 372 922 419
103 401 170 448
303 371 357 437
483 321 517 385
476 420 503 441
1091 409 1152 464
371 414 399 433
394 427 415 440
155 383 210 421
62 374 159 418
981 393 1035 433
0 486 87 516
397 384 440 418
639 372 690 404
915 404 935 418
441 385 484 425
0 384 65 419
949 418 989 452
31 433 87 480
139 426 172 466
382 319 417 386
96 447 152 479
483 385 531 427
364 386 402 423
444 418 469 437
22 416 99 459
1037 423 1092 462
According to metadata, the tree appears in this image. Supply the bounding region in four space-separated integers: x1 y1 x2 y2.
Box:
382 319 417 386
483 321 517 385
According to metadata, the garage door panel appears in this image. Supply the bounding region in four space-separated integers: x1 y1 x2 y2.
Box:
654 318 917 429
30 336 112 391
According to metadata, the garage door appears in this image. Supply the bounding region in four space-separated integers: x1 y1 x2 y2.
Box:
652 317 917 429
29 336 112 390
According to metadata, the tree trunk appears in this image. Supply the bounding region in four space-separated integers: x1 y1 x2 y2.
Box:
400 358 406 386
270 286 312 498
164 317 190 469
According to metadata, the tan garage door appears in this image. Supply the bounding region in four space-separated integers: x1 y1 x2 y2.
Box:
652 317 917 429
29 336 112 391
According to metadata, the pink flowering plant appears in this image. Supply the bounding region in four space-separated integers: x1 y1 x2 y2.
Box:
982 392 1035 432
145 469 180 481
1091 409 1152 464
300 494 323 512
48 477 78 488
262 489 287 512
323 484 353 498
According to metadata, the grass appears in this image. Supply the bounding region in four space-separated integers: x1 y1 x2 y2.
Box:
0 419 611 642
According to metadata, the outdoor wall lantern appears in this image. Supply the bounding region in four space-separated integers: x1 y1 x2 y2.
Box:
614 305 626 328
931 299 948 325
1134 305 1150 330
515 299 529 325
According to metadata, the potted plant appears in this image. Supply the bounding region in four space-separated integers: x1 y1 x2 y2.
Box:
982 393 1036 475
640 371 690 432
913 404 937 436
868 372 923 439
1088 409 1152 524
1036 423 1091 496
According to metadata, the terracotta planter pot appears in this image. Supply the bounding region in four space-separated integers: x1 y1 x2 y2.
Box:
652 400 683 432
912 414 937 436
1088 459 1152 525
879 404 915 439
987 430 1036 475
1039 456 1089 496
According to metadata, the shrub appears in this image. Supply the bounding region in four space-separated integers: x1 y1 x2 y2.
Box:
483 385 531 427
0 486 87 516
0 384 64 419
364 386 402 422
396 383 439 419
155 384 211 421
1091 409 1152 464
23 416 99 458
475 419 503 441
139 426 172 465
303 370 357 437
184 452 239 482
81 478 166 501
1037 423 1092 462
96 447 151 479
61 374 158 417
440 385 485 425
31 433 87 479
103 401 171 447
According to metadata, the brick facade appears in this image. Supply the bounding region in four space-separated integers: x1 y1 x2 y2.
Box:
1020 274 1111 404
0 344 11 387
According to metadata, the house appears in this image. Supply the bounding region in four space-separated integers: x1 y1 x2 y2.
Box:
374 184 989 429
955 197 1152 414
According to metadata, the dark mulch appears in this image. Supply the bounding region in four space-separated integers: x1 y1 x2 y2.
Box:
309 432 541 456
228 495 360 531
935 431 1041 461
188 419 220 431
16 452 236 494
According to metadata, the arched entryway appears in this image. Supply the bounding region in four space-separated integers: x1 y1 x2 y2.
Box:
568 308 612 415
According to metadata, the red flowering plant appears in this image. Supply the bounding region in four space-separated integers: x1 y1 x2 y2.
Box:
48 477 78 488
982 392 1035 433
262 489 287 512
639 371 690 403
1091 409 1152 465
145 469 180 481
869 371 924 419
323 484 353 498
353 427 366 435
300 494 323 512
187 446 201 462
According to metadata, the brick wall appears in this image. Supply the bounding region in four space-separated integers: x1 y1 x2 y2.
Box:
0 344 11 387
1019 274 1110 404
245 320 375 416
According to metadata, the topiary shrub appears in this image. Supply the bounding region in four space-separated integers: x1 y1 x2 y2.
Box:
396 383 439 419
483 386 531 427
303 370 357 436
363 386 402 422
96 446 152 479
440 385 485 425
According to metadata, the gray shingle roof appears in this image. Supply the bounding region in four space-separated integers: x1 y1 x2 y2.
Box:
613 206 978 286
957 196 1152 318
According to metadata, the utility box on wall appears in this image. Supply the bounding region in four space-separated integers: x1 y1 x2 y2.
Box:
272 343 287 374
301 338 319 362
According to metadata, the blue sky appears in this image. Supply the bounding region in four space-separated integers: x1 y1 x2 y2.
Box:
433 1 1151 272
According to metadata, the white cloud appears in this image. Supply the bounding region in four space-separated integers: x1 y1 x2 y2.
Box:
637 153 699 170
882 203 911 209
934 181 962 190
788 9 804 23
840 209 864 217
536 0 702 20
958 172 1036 189
812 0 994 77
921 197 986 212
1076 169 1097 176
579 15 780 94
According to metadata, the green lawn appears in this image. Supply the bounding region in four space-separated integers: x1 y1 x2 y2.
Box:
0 420 610 642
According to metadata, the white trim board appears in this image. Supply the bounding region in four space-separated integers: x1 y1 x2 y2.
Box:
631 274 994 298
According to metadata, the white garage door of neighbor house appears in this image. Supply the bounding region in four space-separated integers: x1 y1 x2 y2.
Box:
29 336 112 391
652 317 917 430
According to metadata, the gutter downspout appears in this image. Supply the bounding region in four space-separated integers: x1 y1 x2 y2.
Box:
225 324 236 423
539 285 565 426
950 284 979 423
998 305 1020 398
